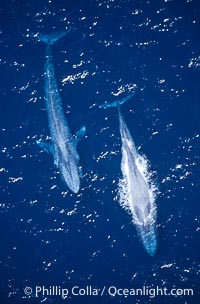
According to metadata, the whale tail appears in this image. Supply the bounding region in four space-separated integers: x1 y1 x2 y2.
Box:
99 92 135 110
33 28 71 45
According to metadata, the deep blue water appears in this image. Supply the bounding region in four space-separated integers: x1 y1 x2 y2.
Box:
0 0 200 303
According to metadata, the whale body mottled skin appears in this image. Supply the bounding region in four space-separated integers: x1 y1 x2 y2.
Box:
100 94 157 256
36 31 85 193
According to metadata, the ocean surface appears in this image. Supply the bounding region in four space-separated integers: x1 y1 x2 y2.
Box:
0 0 199 303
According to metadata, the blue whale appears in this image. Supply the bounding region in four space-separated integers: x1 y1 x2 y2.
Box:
36 31 85 193
100 94 157 256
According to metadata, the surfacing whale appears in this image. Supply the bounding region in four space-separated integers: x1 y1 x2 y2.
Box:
100 94 157 256
36 30 85 193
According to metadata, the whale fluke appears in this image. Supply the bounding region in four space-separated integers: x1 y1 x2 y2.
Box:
99 92 135 109
33 29 71 45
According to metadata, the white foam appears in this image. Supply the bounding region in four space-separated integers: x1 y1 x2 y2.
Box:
118 151 158 226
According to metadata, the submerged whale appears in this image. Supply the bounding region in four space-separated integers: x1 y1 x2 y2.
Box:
100 94 157 256
36 31 85 193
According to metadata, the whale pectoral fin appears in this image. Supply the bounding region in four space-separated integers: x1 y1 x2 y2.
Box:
36 140 54 154
74 126 86 145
